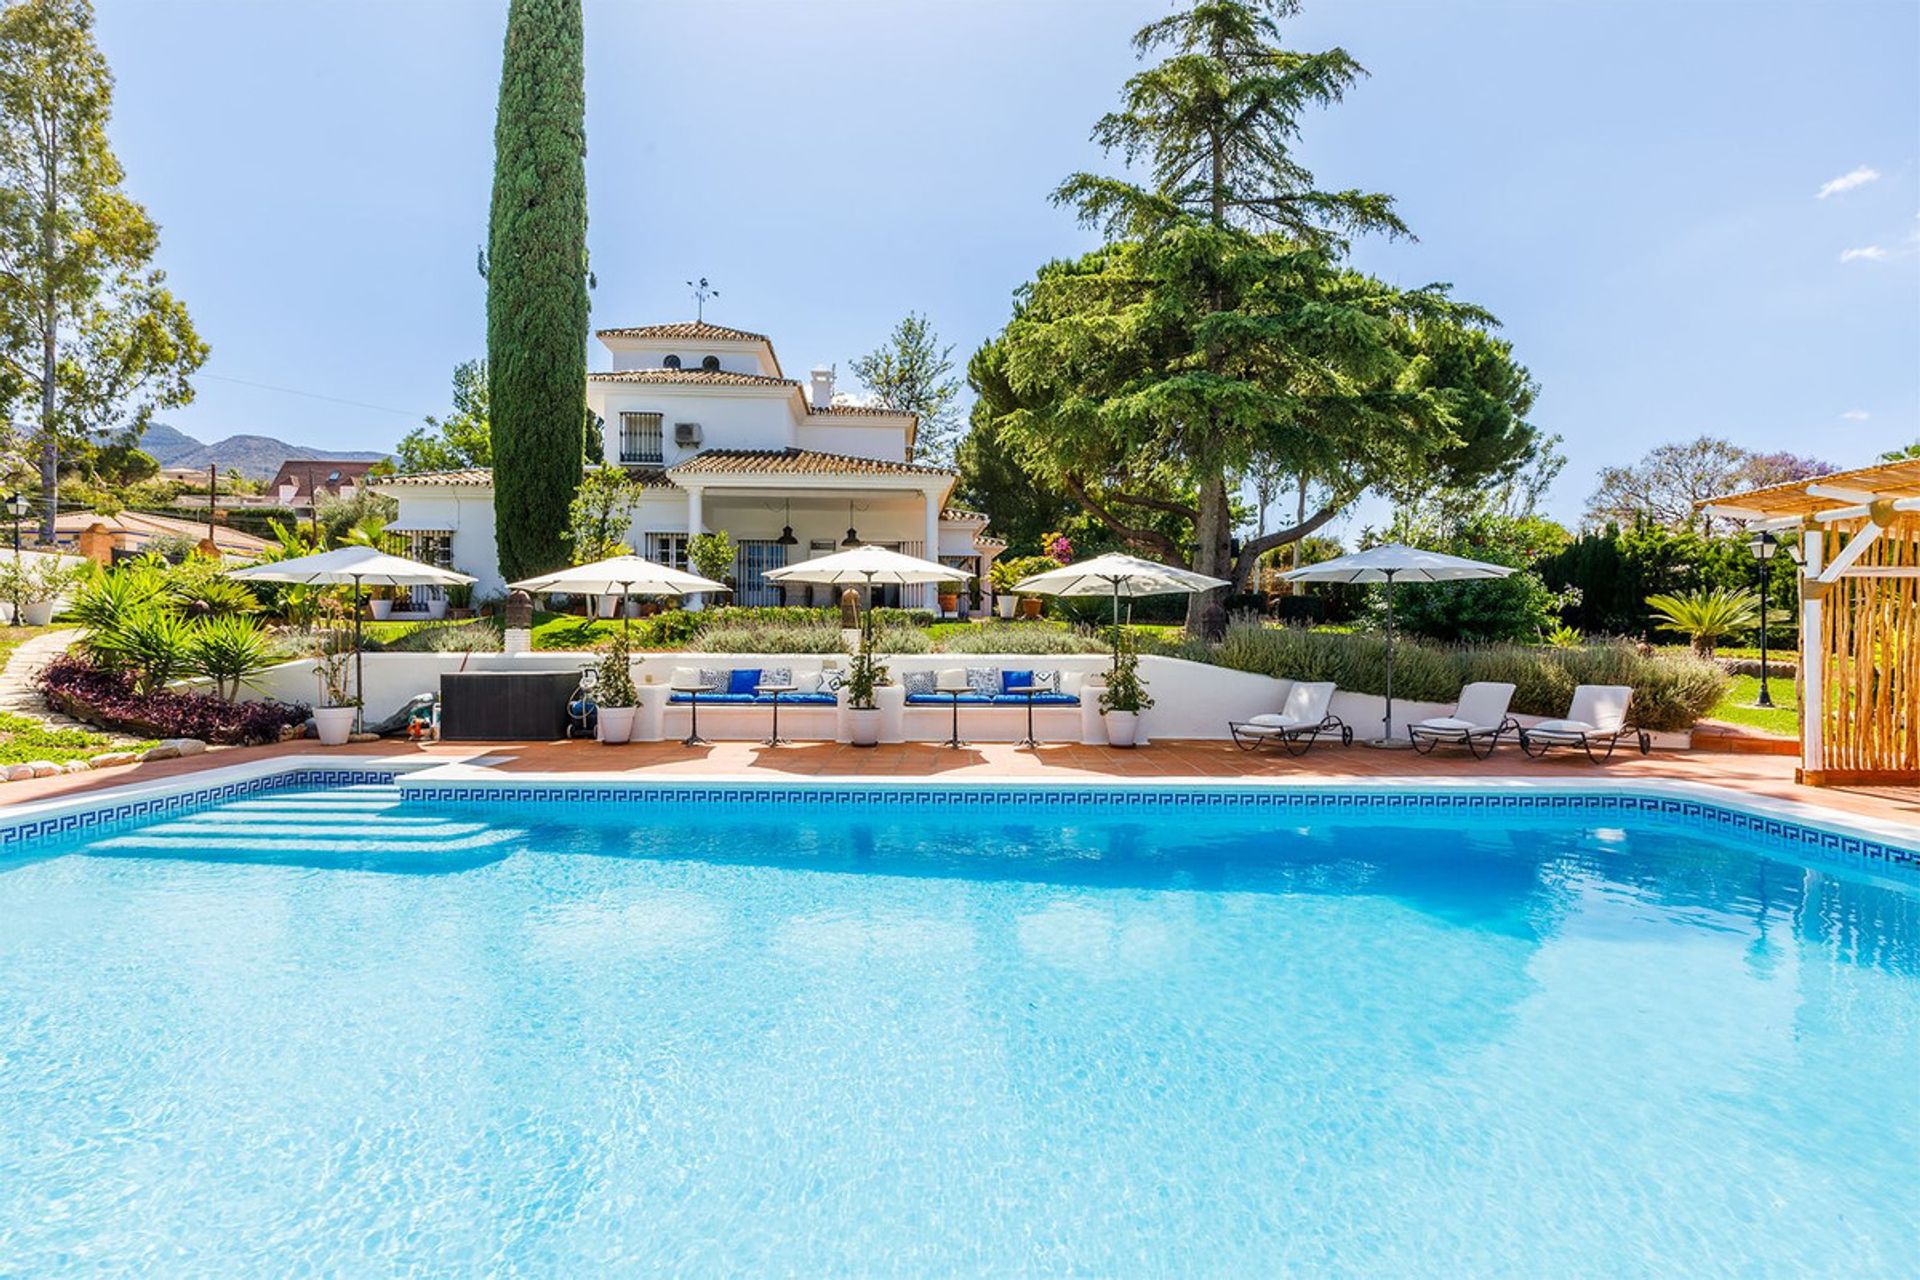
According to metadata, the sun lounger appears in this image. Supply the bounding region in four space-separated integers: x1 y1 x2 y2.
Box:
1228 681 1352 756
1408 681 1519 759
1519 684 1650 763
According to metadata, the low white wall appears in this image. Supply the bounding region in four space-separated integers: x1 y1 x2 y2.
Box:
236 649 1686 746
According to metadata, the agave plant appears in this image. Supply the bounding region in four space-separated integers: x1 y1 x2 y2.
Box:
1645 586 1760 658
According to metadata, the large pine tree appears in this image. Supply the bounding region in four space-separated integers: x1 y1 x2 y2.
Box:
486 0 588 580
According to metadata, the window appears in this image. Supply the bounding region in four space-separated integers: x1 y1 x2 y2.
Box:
733 539 788 606
645 532 689 571
620 412 664 465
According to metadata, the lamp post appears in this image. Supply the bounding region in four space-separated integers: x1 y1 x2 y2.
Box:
4 493 25 557
1748 530 1778 708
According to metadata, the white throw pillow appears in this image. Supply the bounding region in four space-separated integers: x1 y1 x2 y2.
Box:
670 666 701 689
936 666 970 691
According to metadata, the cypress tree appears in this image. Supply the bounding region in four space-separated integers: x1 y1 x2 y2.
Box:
486 0 588 580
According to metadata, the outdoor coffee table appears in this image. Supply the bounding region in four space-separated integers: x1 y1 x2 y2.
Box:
935 679 972 749
1004 684 1042 749
671 682 715 747
755 682 797 746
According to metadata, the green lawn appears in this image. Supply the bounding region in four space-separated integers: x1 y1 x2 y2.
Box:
1706 674 1797 737
0 710 149 766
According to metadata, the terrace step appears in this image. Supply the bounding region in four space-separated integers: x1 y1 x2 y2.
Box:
1691 719 1799 756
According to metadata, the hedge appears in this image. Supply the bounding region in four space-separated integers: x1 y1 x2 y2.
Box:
1154 622 1727 732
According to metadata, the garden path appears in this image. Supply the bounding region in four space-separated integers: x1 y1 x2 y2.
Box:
0 630 90 730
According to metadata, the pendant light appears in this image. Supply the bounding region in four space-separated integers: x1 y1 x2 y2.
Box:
775 499 798 547
840 501 859 547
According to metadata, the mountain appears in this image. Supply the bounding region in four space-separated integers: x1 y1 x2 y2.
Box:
139 424 390 480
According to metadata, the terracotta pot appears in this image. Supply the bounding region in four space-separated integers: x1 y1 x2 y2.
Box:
938 593 959 614
1021 597 1042 619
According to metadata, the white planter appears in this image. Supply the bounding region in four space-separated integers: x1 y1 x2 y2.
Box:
369 599 393 621
847 706 882 747
426 598 448 620
597 705 637 744
1104 709 1139 748
21 600 55 626
996 596 1017 619
597 595 618 619
623 599 643 619
313 705 356 746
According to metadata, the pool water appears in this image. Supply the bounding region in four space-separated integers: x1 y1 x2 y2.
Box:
1 783 1915 1275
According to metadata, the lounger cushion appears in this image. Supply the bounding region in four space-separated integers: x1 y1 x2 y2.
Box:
1529 718 1597 735
1247 712 1302 728
1414 717 1480 732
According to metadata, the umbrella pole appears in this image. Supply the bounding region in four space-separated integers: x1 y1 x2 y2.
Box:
1110 578 1121 672
352 574 365 735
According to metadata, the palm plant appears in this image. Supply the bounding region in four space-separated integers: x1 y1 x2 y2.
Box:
1645 586 1760 658
188 614 278 699
68 564 169 668
117 607 199 694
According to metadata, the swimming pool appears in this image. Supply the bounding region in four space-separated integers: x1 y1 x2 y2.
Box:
2 773 1915 1274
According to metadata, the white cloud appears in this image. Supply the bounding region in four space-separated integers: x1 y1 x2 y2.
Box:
1839 245 1888 262
1841 410 1870 422
1817 166 1880 199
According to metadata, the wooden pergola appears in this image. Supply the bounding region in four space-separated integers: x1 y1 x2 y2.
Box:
1703 458 1920 786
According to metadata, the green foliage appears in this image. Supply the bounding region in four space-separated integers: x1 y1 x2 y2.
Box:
596 630 637 706
1645 586 1760 657
990 555 1060 596
187 612 277 699
156 552 260 616
316 487 398 548
953 412 1079 557
1537 521 1795 639
693 624 855 655
486 0 588 580
1879 441 1920 462
850 313 962 464
1165 621 1727 732
0 553 87 614
934 623 1107 655
687 530 735 584
396 359 491 473
1542 622 1583 648
564 464 643 563
364 620 502 654
0 0 208 540
1098 626 1154 714
114 605 196 694
0 708 145 765
1370 512 1572 644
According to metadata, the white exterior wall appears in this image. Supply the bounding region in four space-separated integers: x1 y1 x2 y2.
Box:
592 387 800 464
599 337 777 377
794 421 911 458
391 488 501 594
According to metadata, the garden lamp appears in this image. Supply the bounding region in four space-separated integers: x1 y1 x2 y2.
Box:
4 493 26 556
1747 531 1776 708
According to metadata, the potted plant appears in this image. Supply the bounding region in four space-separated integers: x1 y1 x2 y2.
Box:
1098 626 1154 748
311 602 358 746
0 556 87 626
446 583 474 620
594 631 638 744
989 560 1023 619
843 611 889 747
688 531 735 607
367 585 393 621
938 588 959 616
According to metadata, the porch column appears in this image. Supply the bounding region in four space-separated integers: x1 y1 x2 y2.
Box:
924 487 942 612
685 484 706 612
1799 525 1824 778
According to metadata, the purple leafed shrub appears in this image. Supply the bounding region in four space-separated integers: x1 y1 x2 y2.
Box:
38 655 310 746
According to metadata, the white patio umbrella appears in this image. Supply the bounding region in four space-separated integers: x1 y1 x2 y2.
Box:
229 545 476 728
764 544 970 607
1282 543 1513 748
1011 552 1229 629
509 554 729 640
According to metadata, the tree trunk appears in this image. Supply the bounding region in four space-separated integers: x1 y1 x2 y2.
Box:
37 126 58 547
1184 471 1232 633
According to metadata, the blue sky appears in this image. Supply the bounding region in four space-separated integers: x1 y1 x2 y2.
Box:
96 0 1918 529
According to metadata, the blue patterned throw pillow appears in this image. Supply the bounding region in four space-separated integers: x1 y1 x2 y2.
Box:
965 666 999 696
903 670 936 696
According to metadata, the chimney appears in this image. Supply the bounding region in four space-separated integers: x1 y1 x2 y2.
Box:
809 365 834 410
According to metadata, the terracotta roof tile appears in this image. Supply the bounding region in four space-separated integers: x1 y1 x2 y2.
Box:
374 468 495 487
588 368 798 388
809 402 910 419
942 506 989 523
669 448 955 479
595 321 772 344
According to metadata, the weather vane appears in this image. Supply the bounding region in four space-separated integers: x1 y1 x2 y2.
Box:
687 277 718 322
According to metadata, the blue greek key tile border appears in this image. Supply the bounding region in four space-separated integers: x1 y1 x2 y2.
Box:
0 768 400 850
404 782 1920 870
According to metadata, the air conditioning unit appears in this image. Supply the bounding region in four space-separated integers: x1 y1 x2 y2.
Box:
673 422 702 447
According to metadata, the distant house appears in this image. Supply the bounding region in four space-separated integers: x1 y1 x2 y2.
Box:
43 509 269 560
270 460 380 510
373 319 1004 605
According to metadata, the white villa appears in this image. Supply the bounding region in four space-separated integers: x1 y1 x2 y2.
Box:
374 321 1004 609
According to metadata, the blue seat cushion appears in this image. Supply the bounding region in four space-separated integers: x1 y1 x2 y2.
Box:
668 690 839 706
1001 668 1032 694
905 692 1079 707
726 668 763 696
781 692 838 706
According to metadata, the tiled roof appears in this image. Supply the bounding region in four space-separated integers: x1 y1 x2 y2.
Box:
942 506 988 523
52 509 269 553
595 321 772 345
375 468 494 487
809 402 910 419
670 448 956 479
588 368 798 388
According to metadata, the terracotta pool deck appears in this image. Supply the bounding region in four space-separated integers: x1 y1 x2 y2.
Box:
3 736 1914 828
